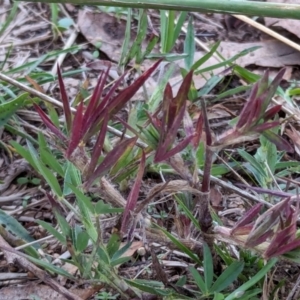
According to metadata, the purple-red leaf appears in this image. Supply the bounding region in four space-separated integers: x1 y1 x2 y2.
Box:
230 224 253 236
34 104 67 142
191 113 203 149
263 105 282 121
85 137 137 188
183 109 194 138
260 68 285 116
162 82 173 137
253 121 280 133
256 69 269 97
106 60 161 116
57 65 72 133
246 229 274 248
262 130 294 152
86 110 109 178
236 82 259 129
231 203 263 235
82 69 108 132
121 151 146 235
265 239 300 259
167 71 193 131
156 135 194 162
154 104 186 162
66 101 84 158
200 98 212 146
235 184 292 198
82 71 127 140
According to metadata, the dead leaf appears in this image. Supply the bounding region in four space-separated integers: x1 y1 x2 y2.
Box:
78 9 130 62
218 40 300 68
285 125 300 156
119 241 144 258
265 0 300 39
210 186 223 209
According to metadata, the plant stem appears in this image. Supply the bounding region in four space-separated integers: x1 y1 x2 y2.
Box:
16 0 300 20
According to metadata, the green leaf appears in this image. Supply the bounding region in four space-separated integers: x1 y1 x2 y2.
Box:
125 278 171 296
213 293 225 300
68 185 95 214
0 209 36 244
225 258 277 300
0 93 28 126
38 133 64 177
27 255 75 278
110 256 131 267
0 210 39 258
125 10 148 63
192 41 220 71
211 261 244 293
55 212 71 238
175 196 201 230
172 11 188 48
195 46 260 75
111 242 132 261
119 8 132 66
63 162 82 196
238 149 267 179
184 17 195 70
234 65 260 83
106 233 121 258
5 124 38 145
94 200 124 214
27 140 62 197
10 141 37 171
155 224 202 264
76 231 89 252
58 17 74 29
97 247 110 265
189 266 207 293
203 243 214 291
198 75 223 98
36 220 66 245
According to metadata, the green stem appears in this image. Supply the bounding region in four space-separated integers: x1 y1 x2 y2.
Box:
17 0 300 20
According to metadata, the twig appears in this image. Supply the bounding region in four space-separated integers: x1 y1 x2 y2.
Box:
233 14 300 53
286 271 300 300
198 169 272 207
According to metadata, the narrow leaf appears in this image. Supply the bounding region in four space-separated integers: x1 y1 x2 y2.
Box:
0 93 28 126
253 121 280 133
85 137 137 188
263 104 282 121
189 266 207 293
66 101 84 158
57 65 72 132
203 243 214 291
86 110 109 177
231 203 262 235
82 68 109 135
121 151 145 234
236 82 258 129
106 60 161 116
262 130 294 152
211 261 244 293
224 258 277 300
34 104 67 142
184 17 195 70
